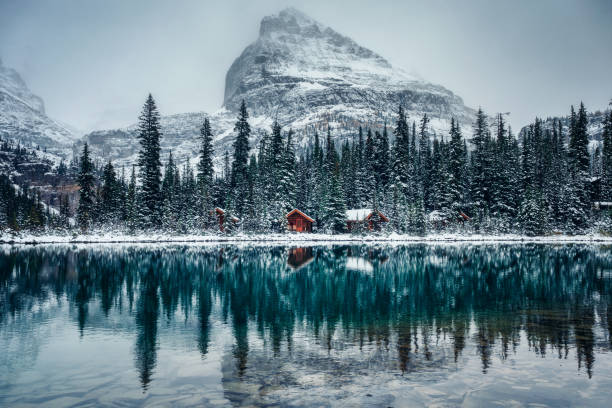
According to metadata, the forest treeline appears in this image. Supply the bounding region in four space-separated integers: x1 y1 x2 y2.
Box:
2 94 612 235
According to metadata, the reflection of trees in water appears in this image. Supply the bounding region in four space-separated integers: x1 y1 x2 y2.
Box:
134 264 160 390
1 244 612 389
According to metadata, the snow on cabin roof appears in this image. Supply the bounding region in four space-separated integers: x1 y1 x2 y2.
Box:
215 207 239 222
346 208 389 222
286 209 315 222
428 210 445 222
346 208 373 221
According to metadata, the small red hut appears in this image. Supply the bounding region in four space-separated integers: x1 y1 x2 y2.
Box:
214 207 239 232
346 208 389 231
286 209 314 232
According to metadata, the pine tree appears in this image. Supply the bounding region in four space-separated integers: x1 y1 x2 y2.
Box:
197 118 215 227
325 165 348 233
100 160 120 226
363 128 376 204
230 100 251 220
126 165 137 233
490 114 515 223
137 94 163 229
281 128 297 210
320 128 347 232
518 188 547 236
601 108 612 201
391 106 410 200
448 118 466 216
418 114 431 209
353 127 367 206
374 126 390 190
470 108 492 225
161 152 178 231
567 103 591 229
77 143 96 232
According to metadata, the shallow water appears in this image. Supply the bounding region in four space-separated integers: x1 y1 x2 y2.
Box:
1 244 612 407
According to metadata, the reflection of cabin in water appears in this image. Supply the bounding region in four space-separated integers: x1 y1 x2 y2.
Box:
286 209 314 232
214 207 239 232
287 247 314 270
346 209 389 231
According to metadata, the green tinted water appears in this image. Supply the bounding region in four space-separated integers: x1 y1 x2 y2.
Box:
1 244 612 406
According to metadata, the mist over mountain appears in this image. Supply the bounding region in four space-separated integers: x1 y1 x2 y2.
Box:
0 58 77 156
79 8 477 167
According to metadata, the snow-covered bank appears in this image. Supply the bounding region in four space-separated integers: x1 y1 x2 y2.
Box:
2 232 612 245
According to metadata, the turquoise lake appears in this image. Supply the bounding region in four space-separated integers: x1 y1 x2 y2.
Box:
1 244 612 407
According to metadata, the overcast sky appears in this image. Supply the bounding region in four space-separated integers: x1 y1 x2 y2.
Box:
1 0 611 133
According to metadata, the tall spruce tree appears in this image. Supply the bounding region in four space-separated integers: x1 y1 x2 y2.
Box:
197 118 215 228
448 118 466 216
602 108 612 200
77 142 96 232
230 100 251 220
567 103 591 229
126 165 137 232
470 108 492 225
161 152 178 230
418 114 431 208
137 94 163 228
391 106 410 200
100 160 120 226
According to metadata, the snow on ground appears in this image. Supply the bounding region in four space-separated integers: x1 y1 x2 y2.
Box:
2 231 612 245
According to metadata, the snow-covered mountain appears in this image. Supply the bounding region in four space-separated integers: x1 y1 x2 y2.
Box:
0 58 78 156
83 7 478 167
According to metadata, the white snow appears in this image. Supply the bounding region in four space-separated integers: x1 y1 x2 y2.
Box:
345 257 374 273
346 208 373 221
3 232 612 245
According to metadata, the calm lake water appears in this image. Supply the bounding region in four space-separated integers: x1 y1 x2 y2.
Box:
1 244 612 407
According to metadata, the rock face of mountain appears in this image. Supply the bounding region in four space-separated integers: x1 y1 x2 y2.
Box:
224 8 474 128
0 58 77 155
83 8 477 167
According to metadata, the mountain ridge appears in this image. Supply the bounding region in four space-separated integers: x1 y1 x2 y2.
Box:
80 7 478 168
0 58 78 156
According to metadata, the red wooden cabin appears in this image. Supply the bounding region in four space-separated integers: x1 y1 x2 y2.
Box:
214 207 239 232
346 208 389 231
286 209 314 232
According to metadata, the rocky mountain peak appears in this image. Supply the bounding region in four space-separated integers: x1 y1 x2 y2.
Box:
259 7 323 38
0 59 45 114
0 58 77 153
83 8 479 169
224 8 415 115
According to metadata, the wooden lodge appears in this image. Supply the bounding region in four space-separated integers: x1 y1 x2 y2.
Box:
346 208 389 231
286 209 314 232
214 207 239 232
428 210 471 228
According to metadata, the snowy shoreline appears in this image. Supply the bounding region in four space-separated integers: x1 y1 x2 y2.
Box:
2 232 612 245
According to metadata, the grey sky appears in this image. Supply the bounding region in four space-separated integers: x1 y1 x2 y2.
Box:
1 0 611 133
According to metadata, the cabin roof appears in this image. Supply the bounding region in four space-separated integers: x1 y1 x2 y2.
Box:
286 209 315 222
215 207 239 222
346 208 389 222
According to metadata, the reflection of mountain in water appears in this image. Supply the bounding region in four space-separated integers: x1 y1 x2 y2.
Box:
1 244 612 396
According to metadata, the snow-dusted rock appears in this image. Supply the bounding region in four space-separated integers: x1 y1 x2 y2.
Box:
0 58 78 155
82 7 478 168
